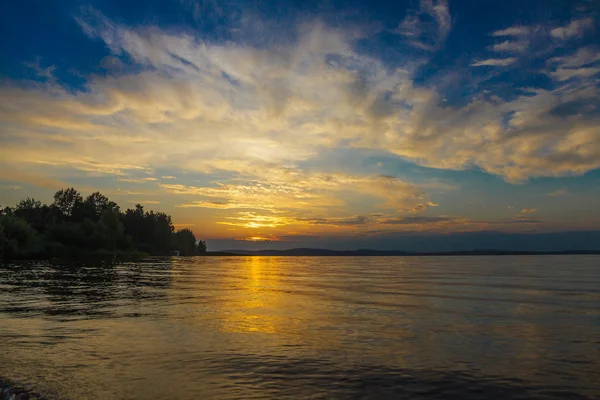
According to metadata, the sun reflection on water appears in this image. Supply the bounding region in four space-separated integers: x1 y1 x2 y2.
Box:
222 256 282 335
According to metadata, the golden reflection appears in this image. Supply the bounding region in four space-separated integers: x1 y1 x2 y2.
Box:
221 256 282 334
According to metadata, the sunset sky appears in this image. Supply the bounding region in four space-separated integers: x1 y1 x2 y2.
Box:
1 0 600 250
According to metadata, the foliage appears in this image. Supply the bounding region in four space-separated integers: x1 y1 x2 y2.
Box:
174 228 197 256
0 214 39 259
0 188 208 260
53 187 83 219
73 192 119 222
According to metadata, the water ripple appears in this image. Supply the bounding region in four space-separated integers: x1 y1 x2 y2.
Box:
1 255 599 399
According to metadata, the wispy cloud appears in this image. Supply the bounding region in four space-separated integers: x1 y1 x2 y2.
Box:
471 57 516 67
164 172 436 217
396 0 452 51
298 215 374 226
380 216 461 225
549 46 600 68
492 26 530 37
546 189 567 197
550 18 594 40
511 215 541 224
551 67 600 81
490 40 528 53
128 200 160 204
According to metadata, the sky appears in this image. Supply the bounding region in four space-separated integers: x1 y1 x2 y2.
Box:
1 0 600 251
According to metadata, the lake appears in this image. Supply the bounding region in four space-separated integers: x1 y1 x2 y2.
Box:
1 256 599 399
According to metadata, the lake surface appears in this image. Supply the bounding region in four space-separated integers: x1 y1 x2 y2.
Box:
1 256 599 399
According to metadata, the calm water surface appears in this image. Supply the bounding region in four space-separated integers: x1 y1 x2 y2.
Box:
1 256 599 399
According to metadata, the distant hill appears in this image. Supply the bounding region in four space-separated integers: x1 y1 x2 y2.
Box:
204 248 600 256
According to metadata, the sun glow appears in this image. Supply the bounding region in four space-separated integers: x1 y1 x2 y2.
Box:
243 236 278 242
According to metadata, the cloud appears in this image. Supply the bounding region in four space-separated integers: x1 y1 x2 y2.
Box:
217 212 299 229
298 215 373 226
239 235 280 242
0 185 22 190
162 176 177 179
510 215 540 224
119 177 158 183
128 200 160 204
380 216 460 225
521 208 537 214
492 26 530 37
490 40 528 53
23 59 56 83
471 57 516 67
549 47 600 68
396 0 451 50
550 18 594 40
546 189 567 197
546 46 600 82
478 215 542 225
407 202 439 213
551 67 600 81
0 167 69 190
177 200 273 210
1 5 600 209
164 172 434 216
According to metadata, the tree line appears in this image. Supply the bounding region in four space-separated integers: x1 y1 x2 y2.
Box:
0 188 206 260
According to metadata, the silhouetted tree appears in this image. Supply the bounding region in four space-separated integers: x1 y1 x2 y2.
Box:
122 204 146 248
96 208 127 251
1 187 207 260
14 198 52 233
174 228 197 255
74 192 119 222
148 211 174 254
53 188 83 220
196 240 207 253
1 205 14 216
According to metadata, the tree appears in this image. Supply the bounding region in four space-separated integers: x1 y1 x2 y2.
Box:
14 198 50 233
15 198 42 214
196 240 207 253
96 208 126 251
1 205 14 216
2 186 205 259
0 215 38 259
122 204 145 246
174 228 197 255
53 188 83 219
75 192 119 222
149 211 174 254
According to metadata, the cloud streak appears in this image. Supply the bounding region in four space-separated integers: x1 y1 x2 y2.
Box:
471 57 516 67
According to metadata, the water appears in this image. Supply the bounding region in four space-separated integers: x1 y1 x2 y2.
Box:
1 256 599 399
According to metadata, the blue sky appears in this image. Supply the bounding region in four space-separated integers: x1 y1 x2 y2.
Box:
1 0 600 250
